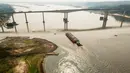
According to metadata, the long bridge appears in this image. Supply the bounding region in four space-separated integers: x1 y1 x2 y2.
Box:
0 8 129 33
0 9 123 14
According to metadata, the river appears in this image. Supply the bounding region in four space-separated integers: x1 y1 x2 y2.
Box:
2 2 130 33
43 31 120 73
1 3 130 73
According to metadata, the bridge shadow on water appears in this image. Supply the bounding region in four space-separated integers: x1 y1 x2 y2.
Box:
59 26 130 32
1 26 130 33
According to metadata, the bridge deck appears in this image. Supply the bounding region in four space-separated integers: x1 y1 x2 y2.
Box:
0 9 124 14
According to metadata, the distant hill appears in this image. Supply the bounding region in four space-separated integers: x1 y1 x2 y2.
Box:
86 1 130 8
50 1 130 9
0 4 14 13
0 4 14 25
85 1 130 16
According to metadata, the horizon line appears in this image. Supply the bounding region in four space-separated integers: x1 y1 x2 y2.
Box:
0 1 130 3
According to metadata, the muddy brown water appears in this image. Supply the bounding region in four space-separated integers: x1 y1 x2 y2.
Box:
1 3 130 73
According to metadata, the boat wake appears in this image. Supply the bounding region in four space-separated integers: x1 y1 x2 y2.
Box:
53 45 120 73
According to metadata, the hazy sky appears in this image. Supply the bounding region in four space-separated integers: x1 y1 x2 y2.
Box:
0 0 128 2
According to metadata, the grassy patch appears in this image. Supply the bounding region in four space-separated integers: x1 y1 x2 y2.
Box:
25 54 45 73
24 40 34 45
0 59 13 73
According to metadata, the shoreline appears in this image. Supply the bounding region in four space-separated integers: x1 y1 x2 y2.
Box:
0 37 58 73
110 13 130 18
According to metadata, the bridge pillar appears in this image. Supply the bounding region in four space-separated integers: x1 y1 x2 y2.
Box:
24 13 30 32
120 11 126 27
102 11 108 29
12 14 18 33
63 13 69 30
42 12 46 31
0 24 4 32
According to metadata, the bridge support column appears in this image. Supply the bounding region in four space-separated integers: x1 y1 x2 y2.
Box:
42 12 46 31
24 13 30 32
0 24 4 32
102 11 108 29
120 11 126 27
12 14 18 33
63 13 69 30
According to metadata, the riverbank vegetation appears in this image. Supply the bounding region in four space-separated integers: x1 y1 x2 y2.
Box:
85 1 130 22
0 37 58 73
87 1 130 15
0 4 15 21
0 3 15 30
